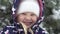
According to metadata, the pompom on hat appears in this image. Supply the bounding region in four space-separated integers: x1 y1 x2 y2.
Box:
16 1 40 17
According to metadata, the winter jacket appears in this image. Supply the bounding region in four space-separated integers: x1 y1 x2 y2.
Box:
0 23 46 34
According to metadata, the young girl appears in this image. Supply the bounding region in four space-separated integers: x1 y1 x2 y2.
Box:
0 0 46 34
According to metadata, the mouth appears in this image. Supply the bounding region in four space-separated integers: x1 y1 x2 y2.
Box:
23 21 33 26
24 21 32 24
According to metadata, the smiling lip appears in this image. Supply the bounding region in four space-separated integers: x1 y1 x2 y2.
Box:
23 21 32 25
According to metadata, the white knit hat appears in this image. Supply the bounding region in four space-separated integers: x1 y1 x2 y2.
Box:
17 1 40 17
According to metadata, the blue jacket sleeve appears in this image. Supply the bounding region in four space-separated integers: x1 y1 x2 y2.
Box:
0 26 17 34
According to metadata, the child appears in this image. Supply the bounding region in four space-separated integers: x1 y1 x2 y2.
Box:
1 0 46 34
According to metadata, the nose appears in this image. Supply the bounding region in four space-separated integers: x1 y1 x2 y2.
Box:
25 16 31 21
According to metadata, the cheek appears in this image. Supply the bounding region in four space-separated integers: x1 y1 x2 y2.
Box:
18 15 25 22
32 17 38 22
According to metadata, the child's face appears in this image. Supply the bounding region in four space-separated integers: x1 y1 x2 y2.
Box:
17 12 38 28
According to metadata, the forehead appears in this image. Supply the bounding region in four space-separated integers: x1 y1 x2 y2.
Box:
19 12 38 17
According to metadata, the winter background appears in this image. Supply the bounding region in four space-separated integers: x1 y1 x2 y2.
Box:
0 0 60 34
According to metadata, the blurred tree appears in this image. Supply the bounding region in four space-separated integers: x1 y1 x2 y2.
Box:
44 0 60 34
0 0 13 30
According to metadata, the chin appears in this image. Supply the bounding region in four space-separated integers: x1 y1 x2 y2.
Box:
26 24 33 28
27 26 31 28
